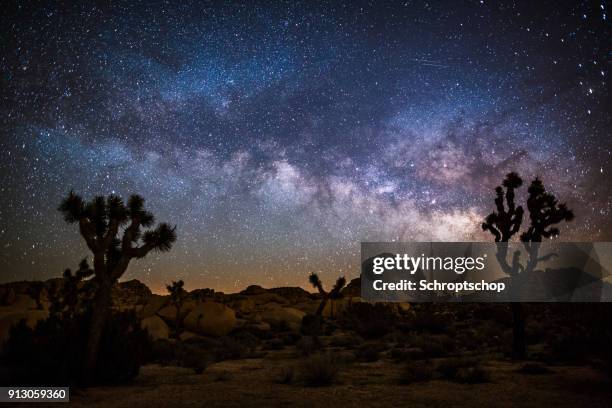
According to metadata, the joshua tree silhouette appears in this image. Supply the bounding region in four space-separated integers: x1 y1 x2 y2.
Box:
166 279 188 338
482 173 573 358
58 192 176 382
50 258 95 319
308 273 346 317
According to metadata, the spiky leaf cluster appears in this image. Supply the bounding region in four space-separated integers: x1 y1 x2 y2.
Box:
482 172 524 242
58 192 177 280
520 178 575 242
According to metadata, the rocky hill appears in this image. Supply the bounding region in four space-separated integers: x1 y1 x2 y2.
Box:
0 278 368 347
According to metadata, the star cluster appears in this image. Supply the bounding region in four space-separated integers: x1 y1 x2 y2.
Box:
0 1 610 292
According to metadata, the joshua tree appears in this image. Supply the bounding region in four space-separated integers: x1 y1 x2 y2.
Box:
26 281 46 310
58 192 176 382
166 280 187 338
482 173 573 358
308 273 346 317
49 258 95 319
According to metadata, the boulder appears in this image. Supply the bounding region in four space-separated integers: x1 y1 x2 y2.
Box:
292 301 319 315
157 300 196 324
139 295 168 318
245 321 271 335
8 294 38 310
141 315 169 340
183 302 236 337
260 306 305 331
232 298 256 315
179 331 200 341
113 280 151 309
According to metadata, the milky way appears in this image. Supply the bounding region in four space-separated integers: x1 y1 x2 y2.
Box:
1 1 610 292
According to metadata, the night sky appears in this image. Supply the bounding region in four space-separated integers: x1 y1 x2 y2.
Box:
1 1 610 293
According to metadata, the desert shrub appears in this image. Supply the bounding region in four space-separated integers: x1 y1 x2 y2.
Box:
214 337 254 361
150 339 177 364
407 334 454 358
282 332 301 346
1 310 149 386
274 366 295 384
410 310 450 334
547 327 589 363
437 357 491 383
264 338 285 350
229 330 260 350
178 345 211 374
455 365 491 383
296 336 322 356
341 303 397 339
390 347 410 362
213 370 233 382
355 345 380 362
473 304 512 325
300 353 340 386
517 362 552 375
328 333 363 348
301 314 324 336
271 319 292 333
399 361 434 384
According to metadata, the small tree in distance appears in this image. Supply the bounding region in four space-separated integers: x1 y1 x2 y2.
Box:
166 280 188 338
59 192 176 383
309 273 346 317
482 172 573 358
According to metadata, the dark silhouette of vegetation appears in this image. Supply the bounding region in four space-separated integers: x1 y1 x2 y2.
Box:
0 260 150 386
482 172 573 359
166 280 187 338
58 192 176 382
26 281 45 310
300 353 341 386
308 273 346 317
341 302 397 339
50 258 95 319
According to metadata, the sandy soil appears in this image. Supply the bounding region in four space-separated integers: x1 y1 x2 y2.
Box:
53 349 612 408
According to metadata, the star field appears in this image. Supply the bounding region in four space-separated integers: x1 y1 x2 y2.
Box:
0 1 610 292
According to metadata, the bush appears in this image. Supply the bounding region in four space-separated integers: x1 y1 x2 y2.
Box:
264 338 285 350
455 365 491 383
1 310 150 386
213 370 233 382
296 336 322 356
300 353 340 386
341 303 397 339
214 337 254 361
517 362 552 375
301 314 324 336
355 345 380 362
437 357 491 383
274 366 295 384
328 333 363 348
390 347 410 362
410 310 449 334
399 361 434 384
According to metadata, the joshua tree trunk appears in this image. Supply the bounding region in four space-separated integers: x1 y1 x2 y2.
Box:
174 305 182 338
59 192 177 386
315 296 328 316
511 303 526 359
83 277 113 383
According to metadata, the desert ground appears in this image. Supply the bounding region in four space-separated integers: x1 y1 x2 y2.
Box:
70 355 612 408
